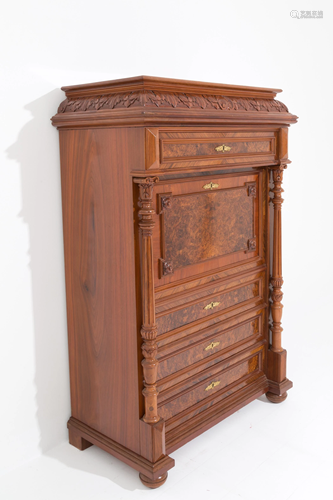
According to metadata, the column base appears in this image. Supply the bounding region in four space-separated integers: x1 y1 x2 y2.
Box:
139 472 168 489
266 391 288 404
266 377 293 404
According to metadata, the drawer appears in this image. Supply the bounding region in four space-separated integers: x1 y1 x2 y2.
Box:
157 345 264 421
156 272 264 336
146 129 276 170
157 313 263 381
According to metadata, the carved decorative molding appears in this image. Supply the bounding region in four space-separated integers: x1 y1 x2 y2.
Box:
137 176 158 204
247 238 257 252
159 258 174 277
270 166 286 208
58 90 289 114
271 277 284 288
271 289 284 303
158 195 173 214
58 91 142 113
247 183 257 197
146 92 288 112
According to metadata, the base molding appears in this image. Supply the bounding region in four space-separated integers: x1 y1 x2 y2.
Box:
266 377 293 396
166 375 268 453
67 417 175 481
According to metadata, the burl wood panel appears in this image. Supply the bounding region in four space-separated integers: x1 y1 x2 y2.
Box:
156 280 260 335
60 127 143 454
163 188 254 270
158 352 261 420
153 172 262 285
157 316 260 380
162 140 271 160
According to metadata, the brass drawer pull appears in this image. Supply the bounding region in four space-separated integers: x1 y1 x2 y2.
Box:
203 182 219 190
205 381 221 391
215 144 231 153
205 341 220 351
204 301 220 311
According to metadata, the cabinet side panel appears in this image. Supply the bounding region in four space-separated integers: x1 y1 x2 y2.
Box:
59 128 143 454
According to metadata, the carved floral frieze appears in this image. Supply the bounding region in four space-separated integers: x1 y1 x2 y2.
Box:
58 90 289 114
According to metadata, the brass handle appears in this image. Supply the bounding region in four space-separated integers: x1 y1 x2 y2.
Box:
215 144 231 153
203 182 219 190
205 381 221 391
205 341 220 351
204 301 220 311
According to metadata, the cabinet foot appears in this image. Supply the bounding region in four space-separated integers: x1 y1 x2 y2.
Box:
266 391 288 404
68 427 93 451
139 472 168 489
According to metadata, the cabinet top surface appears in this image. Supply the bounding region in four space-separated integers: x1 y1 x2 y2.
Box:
61 75 282 99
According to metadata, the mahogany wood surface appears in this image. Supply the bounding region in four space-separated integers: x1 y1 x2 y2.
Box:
52 75 297 488
59 127 145 454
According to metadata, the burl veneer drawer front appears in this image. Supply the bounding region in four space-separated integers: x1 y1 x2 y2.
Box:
153 171 263 285
146 129 276 170
157 346 264 421
157 313 262 381
156 272 264 336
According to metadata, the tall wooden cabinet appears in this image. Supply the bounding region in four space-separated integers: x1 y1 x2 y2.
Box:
52 76 297 488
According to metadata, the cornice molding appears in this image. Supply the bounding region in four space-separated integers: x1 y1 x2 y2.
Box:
58 90 289 114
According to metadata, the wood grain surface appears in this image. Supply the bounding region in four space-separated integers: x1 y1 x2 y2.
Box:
60 128 142 453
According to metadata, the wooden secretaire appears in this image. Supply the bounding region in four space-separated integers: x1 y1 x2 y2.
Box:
52 76 297 488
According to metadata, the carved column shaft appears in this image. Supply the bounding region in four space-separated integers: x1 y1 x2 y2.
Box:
134 177 160 424
270 167 286 353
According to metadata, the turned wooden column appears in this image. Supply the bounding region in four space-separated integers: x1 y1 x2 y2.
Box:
135 177 172 488
266 164 292 403
270 166 285 353
134 177 160 423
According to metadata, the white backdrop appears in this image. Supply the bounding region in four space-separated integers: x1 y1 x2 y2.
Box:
1 0 332 477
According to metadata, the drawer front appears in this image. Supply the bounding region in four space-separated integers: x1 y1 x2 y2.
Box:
163 138 272 161
156 273 263 336
158 347 263 421
157 313 262 381
146 129 276 170
153 171 264 285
